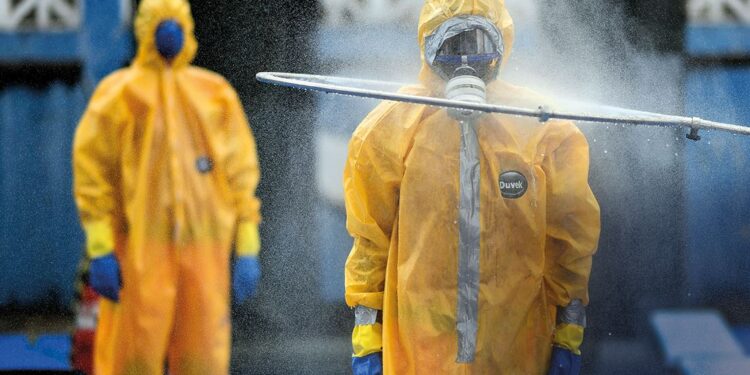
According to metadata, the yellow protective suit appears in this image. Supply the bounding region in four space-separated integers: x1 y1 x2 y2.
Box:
343 0 601 374
72 0 261 373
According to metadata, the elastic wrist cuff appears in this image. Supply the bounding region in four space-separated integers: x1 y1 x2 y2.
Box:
83 219 114 259
355 305 378 326
236 221 261 256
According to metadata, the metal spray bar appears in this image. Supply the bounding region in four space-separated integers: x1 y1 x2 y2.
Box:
256 71 750 140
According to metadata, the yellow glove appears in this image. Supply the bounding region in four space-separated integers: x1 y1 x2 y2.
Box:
236 221 261 257
83 219 114 259
352 305 382 357
553 323 584 355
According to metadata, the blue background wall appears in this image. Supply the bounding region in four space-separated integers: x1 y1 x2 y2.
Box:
0 1 131 307
0 85 86 306
684 25 750 311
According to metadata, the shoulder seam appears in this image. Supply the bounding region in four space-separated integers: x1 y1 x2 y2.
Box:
351 101 406 169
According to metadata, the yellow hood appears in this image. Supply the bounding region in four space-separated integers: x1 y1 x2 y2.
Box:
417 0 515 88
133 0 198 69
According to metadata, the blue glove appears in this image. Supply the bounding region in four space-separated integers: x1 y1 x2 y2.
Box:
547 346 582 375
89 254 121 302
233 256 260 304
352 352 382 375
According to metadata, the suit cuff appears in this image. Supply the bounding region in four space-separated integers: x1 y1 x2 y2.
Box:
236 221 261 256
352 306 383 357
83 219 114 259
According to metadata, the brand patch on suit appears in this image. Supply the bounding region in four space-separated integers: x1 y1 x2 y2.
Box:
196 156 213 174
499 171 527 199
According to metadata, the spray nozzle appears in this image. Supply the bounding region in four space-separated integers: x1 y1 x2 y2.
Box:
686 127 701 141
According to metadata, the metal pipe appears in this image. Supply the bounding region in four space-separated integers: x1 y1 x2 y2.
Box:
256 72 750 139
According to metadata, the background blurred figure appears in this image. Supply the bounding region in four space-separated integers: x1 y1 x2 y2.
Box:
73 0 261 373
344 1 600 374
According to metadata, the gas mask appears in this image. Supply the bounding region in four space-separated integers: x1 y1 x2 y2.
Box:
155 19 184 62
424 16 504 120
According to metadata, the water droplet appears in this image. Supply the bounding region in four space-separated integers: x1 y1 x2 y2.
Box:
647 138 650 142
604 150 608 154
674 153 678 157
708 141 711 145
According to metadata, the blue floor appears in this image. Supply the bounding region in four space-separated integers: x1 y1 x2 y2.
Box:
0 326 745 373
0 334 70 371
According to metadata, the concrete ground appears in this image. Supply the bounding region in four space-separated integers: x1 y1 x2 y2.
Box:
0 311 351 374
232 336 350 374
0 312 670 374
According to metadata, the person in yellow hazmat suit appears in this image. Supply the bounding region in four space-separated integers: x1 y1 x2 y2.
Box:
344 0 601 374
72 0 262 373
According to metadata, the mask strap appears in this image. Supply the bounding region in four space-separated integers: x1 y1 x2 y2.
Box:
433 53 501 65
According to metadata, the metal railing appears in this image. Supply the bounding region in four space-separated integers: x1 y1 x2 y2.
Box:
0 0 80 31
688 0 750 23
320 0 422 25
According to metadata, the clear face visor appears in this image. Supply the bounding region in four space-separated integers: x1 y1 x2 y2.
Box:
424 16 504 82
438 28 497 57
434 29 500 81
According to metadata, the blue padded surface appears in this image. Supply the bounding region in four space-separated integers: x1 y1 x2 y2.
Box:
650 310 745 367
0 334 70 370
680 357 750 375
732 326 750 355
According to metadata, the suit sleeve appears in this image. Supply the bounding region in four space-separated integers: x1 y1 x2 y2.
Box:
343 105 403 310
222 86 262 225
73 104 123 259
543 125 601 307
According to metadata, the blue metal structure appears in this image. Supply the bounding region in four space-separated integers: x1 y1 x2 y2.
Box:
686 25 750 57
684 24 750 306
0 0 132 307
0 334 70 370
